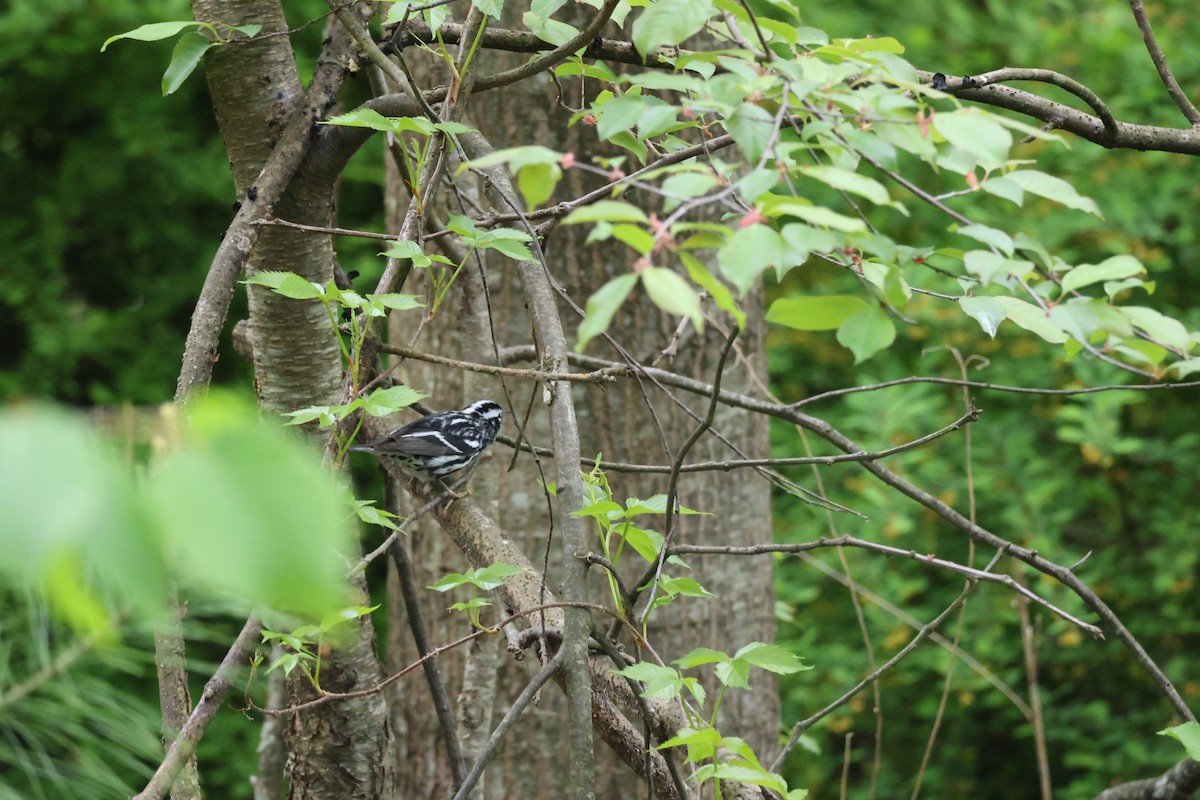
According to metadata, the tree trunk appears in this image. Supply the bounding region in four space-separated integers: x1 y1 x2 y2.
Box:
380 9 777 797
191 2 395 797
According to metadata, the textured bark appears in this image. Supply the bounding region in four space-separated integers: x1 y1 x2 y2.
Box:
191 2 395 797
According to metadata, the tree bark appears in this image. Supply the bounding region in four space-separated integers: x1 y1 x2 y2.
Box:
190 2 395 797
379 8 778 797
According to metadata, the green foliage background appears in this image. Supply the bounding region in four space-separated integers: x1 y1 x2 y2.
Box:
1 0 1198 798
768 2 1200 798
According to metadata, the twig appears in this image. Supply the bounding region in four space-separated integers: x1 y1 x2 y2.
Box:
1016 573 1053 800
134 616 263 800
377 340 625 383
1126 0 1200 125
670 536 1100 635
636 328 740 626
452 648 566 800
386 478 466 789
771 550 1004 771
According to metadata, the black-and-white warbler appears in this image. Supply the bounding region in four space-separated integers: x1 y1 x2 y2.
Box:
350 400 503 480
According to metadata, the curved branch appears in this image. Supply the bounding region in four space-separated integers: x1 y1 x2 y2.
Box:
933 67 1118 136
920 70 1200 155
671 536 1100 635
771 550 1002 771
1093 756 1200 800
1127 0 1200 126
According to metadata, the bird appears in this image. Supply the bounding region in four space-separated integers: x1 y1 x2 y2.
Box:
350 400 504 482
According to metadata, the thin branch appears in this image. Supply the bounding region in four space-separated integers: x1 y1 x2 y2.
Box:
452 648 566 800
376 340 625 383
797 550 1033 719
771 550 1004 771
386 478 466 789
134 616 264 800
671 536 1100 635
1126 0 1200 125
387 16 680 71
590 404 980 473
636 328 740 625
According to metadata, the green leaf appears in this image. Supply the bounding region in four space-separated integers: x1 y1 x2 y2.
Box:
963 251 1033 285
366 293 425 311
102 21 206 51
616 662 684 699
836 309 896 363
428 572 472 592
956 223 1014 256
523 11 580 46
613 524 665 563
760 197 866 232
675 647 729 669
642 267 703 332
959 296 1005 338
724 102 775 163
462 144 563 172
1005 170 1102 216
681 253 745 329
476 228 535 261
732 642 812 675
244 271 325 300
611 224 655 255
797 166 890 205
471 0 503 18
563 201 650 225
162 33 213 96
993 296 1069 344
360 385 428 417
517 161 561 210
631 0 714 56
471 562 528 590
766 295 871 331
322 108 405 133
715 657 751 689
449 598 493 612
577 273 639 351
1122 306 1192 352
596 94 647 141
1158 721 1200 760
718 225 788 296
352 501 399 530
933 109 1012 170
282 405 341 428
381 238 432 267
1060 255 1145 296
147 393 354 619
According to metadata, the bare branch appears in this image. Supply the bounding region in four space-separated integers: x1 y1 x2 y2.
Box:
1093 756 1200 800
1126 0 1200 125
771 549 1004 771
134 616 263 800
933 67 1118 135
921 70 1200 155
671 536 1101 635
